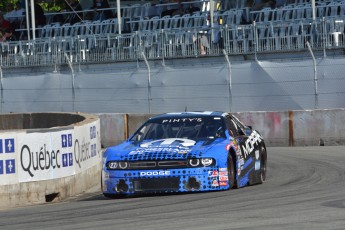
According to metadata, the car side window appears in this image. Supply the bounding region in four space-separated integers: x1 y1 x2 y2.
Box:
225 115 244 137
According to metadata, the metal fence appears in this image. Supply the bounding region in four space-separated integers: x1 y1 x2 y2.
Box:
1 17 345 68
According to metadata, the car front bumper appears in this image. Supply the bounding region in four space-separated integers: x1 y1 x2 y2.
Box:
102 167 230 195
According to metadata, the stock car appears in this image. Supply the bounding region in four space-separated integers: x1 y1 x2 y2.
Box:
102 111 267 197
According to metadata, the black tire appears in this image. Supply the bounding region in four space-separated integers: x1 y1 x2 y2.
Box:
227 154 236 189
103 193 116 199
103 193 127 199
258 146 267 184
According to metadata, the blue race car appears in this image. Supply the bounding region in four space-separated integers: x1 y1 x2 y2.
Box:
102 111 267 197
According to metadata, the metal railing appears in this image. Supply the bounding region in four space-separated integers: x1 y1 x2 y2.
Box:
1 17 345 68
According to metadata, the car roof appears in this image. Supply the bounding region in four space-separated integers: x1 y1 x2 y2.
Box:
150 111 227 120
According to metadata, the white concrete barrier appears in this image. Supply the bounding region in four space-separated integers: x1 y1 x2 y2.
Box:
0 113 101 208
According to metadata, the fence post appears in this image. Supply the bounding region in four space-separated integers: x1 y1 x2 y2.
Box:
65 53 75 112
223 49 232 112
142 52 151 113
306 41 318 109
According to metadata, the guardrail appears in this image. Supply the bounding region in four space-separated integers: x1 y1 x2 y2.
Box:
1 17 344 68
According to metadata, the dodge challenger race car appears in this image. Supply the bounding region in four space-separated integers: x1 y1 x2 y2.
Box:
102 111 267 197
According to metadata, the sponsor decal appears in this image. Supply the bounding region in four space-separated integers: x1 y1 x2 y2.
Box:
208 170 218 177
0 138 15 154
5 159 15 174
129 146 191 155
219 176 228 181
219 181 227 186
140 171 171 176
90 126 97 139
0 138 16 176
90 144 97 157
20 145 61 177
20 144 61 177
74 138 96 169
20 131 97 177
255 161 261 171
62 153 73 167
162 118 203 123
241 131 262 159
178 150 188 154
69 153 73 166
225 144 230 151
219 171 228 176
236 147 241 155
211 179 219 186
61 134 72 148
219 168 227 172
140 138 195 148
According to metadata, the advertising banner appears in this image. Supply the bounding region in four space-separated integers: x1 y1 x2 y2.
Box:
18 130 75 182
73 121 101 174
17 120 101 182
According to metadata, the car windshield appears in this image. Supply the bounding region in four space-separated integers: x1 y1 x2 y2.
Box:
130 116 226 141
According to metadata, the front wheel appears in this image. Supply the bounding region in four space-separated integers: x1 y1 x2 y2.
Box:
227 154 236 189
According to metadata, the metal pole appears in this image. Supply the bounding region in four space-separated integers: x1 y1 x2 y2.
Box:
65 53 75 112
30 0 36 40
312 0 316 21
322 17 327 57
141 52 151 113
210 0 214 42
253 21 258 61
117 0 122 34
223 49 232 112
25 0 31 40
306 41 318 109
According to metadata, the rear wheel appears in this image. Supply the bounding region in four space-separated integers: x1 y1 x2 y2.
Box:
227 154 236 189
258 146 267 183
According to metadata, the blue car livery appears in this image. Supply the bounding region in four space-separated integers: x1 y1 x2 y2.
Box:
102 111 267 197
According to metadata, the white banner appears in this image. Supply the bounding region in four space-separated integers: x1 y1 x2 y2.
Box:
17 120 101 182
18 130 75 182
73 121 101 174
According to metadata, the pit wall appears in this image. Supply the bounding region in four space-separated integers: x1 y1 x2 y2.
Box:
0 114 101 209
98 109 345 148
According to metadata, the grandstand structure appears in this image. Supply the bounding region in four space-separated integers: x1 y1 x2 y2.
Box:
1 0 345 67
0 0 345 114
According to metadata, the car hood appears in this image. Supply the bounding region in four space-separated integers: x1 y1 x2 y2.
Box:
104 138 227 161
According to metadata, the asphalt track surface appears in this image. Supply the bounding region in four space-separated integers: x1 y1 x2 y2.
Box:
1 146 345 230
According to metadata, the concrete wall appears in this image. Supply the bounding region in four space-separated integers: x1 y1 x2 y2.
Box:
1 56 345 114
99 109 345 147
